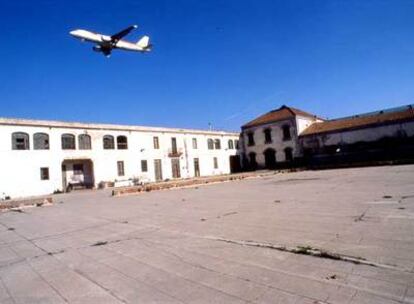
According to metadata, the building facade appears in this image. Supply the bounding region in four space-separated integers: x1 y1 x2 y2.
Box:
0 118 240 199
299 105 414 165
239 104 414 169
240 105 321 169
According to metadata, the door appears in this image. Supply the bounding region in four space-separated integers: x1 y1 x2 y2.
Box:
264 149 277 169
154 159 163 181
194 158 200 177
229 155 241 173
171 158 181 178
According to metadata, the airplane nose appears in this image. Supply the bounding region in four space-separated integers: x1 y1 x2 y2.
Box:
69 30 78 36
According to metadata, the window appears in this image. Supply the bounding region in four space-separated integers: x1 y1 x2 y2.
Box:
207 138 214 150
78 134 91 150
213 157 218 169
12 132 30 150
141 160 148 172
117 136 128 150
282 125 291 141
171 137 177 154
153 136 160 149
61 134 75 150
234 140 239 149
117 161 125 176
34 133 49 150
284 147 293 162
40 167 49 180
103 135 114 149
214 139 221 149
228 139 234 149
247 132 255 146
264 128 272 144
192 138 197 149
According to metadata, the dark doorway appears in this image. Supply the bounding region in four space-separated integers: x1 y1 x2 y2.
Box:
194 158 200 177
284 147 293 162
154 159 163 181
171 158 181 178
229 155 241 173
264 148 277 169
249 152 257 170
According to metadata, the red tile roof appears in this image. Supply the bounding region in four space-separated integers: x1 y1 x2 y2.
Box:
300 105 414 136
242 105 319 129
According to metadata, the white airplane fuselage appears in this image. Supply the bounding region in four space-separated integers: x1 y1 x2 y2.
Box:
69 29 150 53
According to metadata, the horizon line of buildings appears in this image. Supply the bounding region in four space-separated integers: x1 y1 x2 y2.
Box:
1 103 413 199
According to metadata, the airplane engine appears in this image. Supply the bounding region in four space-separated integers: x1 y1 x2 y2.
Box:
92 45 102 52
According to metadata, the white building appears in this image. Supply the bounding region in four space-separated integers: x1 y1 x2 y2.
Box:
0 118 240 199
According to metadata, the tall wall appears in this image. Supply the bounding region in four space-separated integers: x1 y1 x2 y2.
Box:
0 123 239 199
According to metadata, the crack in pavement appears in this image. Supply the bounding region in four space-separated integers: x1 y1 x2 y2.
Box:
207 237 414 273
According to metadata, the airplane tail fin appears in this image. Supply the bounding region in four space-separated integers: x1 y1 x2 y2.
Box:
136 35 152 51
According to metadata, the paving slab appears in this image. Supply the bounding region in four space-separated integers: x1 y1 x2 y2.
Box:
1 165 414 303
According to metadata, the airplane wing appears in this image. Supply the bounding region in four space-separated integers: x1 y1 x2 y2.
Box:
111 25 138 42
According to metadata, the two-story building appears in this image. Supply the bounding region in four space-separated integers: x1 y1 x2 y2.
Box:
240 105 321 169
0 118 240 199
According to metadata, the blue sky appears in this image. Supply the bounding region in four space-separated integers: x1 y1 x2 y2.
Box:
1 0 414 131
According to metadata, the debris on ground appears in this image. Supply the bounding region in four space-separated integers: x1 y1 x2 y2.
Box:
217 211 238 219
326 274 337 280
383 195 393 199
91 241 108 247
10 208 25 213
1 197 53 212
7 227 15 231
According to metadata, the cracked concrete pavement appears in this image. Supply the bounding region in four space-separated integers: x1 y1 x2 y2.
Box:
1 165 414 303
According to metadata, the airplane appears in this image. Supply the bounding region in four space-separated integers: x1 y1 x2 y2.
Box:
69 25 151 57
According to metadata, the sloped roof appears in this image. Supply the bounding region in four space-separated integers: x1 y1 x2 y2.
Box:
300 105 414 136
242 105 319 129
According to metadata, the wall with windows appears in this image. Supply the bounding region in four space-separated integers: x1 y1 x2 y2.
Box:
0 119 239 199
240 115 315 169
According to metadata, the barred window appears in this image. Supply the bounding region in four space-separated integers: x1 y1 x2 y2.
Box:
12 132 30 150
214 139 221 150
117 136 128 150
34 133 49 150
141 160 148 172
78 134 91 150
153 136 160 149
40 167 49 180
207 139 214 150
103 135 115 149
61 134 75 150
228 139 234 149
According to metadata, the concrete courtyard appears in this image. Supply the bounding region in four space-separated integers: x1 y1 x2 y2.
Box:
1 165 414 303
